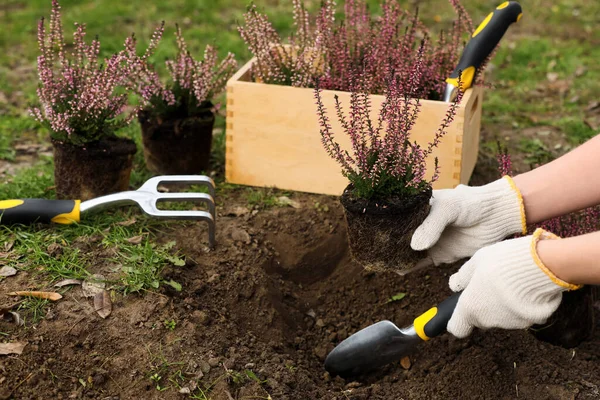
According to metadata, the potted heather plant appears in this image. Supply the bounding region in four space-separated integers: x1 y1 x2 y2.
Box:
30 0 152 200
125 25 237 175
314 46 464 273
226 0 483 196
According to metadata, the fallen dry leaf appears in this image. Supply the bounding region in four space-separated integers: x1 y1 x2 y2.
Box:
277 196 301 209
575 65 587 77
584 116 600 131
94 290 112 319
82 274 106 297
400 356 412 370
46 243 63 257
54 279 82 288
126 235 143 245
117 217 137 226
0 342 27 356
1 310 24 326
8 291 62 301
586 101 600 111
546 72 559 82
4 241 14 252
0 251 20 266
0 266 17 277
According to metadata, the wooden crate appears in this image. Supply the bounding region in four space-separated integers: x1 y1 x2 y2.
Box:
225 58 483 196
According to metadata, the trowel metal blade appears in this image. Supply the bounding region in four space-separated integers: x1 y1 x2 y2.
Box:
324 320 421 377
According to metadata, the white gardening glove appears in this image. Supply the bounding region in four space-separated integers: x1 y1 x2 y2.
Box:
447 228 582 338
411 176 527 266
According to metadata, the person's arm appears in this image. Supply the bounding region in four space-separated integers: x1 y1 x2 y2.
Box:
538 230 600 285
513 134 600 224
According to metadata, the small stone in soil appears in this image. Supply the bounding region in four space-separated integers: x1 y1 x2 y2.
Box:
192 310 210 325
208 357 220 367
314 346 328 361
315 319 325 328
199 360 211 374
345 381 361 389
231 228 251 244
400 356 412 370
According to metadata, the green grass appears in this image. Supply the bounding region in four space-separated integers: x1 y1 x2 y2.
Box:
0 202 187 295
244 188 281 209
16 297 50 325
483 37 600 135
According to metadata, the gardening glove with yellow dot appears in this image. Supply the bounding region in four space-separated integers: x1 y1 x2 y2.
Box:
410 176 527 266
447 228 582 338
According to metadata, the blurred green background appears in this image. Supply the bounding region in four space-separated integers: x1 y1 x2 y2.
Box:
0 0 599 188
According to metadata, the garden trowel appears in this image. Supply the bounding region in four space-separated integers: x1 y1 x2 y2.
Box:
324 292 460 377
443 1 522 102
0 175 216 247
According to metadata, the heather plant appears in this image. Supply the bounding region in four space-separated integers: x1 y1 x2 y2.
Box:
497 146 600 238
123 24 237 120
30 0 139 146
240 0 473 99
315 44 464 200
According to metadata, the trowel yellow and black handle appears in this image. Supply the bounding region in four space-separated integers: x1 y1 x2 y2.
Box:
443 1 523 102
413 291 461 340
0 199 81 225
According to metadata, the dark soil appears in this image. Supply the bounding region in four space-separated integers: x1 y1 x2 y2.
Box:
531 286 598 349
1 189 599 400
52 137 136 201
139 109 215 175
340 185 431 274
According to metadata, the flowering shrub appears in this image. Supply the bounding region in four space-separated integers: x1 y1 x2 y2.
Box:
30 0 139 146
240 0 473 99
315 45 464 200
497 147 600 237
124 24 237 120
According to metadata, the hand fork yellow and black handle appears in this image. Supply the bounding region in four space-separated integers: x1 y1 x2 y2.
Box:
443 1 523 102
0 175 217 247
0 199 81 225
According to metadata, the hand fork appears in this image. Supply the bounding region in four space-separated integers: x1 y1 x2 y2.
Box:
0 175 216 247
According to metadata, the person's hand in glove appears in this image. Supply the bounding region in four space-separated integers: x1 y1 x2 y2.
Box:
447 228 600 337
412 134 600 266
410 176 527 266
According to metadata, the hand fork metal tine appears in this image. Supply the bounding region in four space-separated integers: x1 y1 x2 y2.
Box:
138 175 216 198
152 192 215 216
80 175 217 248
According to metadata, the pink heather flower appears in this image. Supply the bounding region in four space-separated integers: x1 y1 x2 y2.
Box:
241 0 474 100
31 0 138 144
315 57 463 199
126 23 237 117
